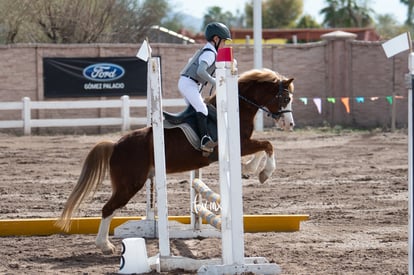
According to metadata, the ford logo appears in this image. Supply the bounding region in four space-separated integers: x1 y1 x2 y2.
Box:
83 63 125 82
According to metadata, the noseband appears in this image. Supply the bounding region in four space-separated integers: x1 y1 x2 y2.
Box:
238 81 292 120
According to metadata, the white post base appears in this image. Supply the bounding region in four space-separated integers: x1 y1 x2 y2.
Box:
147 254 281 274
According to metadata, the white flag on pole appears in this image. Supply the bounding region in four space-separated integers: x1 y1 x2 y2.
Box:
136 39 152 62
382 32 411 58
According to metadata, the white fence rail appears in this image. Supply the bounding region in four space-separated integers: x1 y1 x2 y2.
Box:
0 95 186 135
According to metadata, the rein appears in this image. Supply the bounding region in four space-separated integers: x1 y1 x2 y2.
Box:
238 94 291 119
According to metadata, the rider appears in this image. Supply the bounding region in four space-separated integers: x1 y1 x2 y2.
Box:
178 22 231 153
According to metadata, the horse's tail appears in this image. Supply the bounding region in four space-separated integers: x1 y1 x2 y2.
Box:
55 140 114 232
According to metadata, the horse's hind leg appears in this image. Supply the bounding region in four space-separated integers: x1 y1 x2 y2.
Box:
96 213 116 254
96 172 149 254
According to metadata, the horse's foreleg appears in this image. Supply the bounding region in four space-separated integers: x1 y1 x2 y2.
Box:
242 151 266 176
259 151 276 183
96 213 116 254
241 139 275 183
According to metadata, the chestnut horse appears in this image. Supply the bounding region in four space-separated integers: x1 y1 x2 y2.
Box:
55 68 294 254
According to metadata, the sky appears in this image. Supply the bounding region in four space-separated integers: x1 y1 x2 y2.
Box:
171 0 407 25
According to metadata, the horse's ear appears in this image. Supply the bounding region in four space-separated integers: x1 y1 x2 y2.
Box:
285 78 294 86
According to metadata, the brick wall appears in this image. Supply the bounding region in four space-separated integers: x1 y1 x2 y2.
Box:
0 32 409 132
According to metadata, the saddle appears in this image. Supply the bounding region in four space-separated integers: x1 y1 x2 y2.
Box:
163 104 218 152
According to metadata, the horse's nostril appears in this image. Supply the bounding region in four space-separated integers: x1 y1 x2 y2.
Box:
290 123 294 126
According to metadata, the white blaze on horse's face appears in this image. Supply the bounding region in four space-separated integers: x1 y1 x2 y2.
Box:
276 94 294 131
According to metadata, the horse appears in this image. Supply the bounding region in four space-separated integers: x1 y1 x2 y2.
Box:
55 68 294 254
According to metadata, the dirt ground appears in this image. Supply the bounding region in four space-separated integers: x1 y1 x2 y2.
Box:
0 127 408 274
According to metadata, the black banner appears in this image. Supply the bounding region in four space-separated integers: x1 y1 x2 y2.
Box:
43 57 148 98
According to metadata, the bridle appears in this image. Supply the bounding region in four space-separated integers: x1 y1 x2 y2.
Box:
238 81 292 120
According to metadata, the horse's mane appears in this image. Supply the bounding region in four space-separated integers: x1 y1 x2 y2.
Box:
238 68 286 83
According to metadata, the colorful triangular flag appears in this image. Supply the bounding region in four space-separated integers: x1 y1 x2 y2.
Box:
355 97 364 103
313 98 322 114
341 97 350 114
299 97 308 105
327 97 336 104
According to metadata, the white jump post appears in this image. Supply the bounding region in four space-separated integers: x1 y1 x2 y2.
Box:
216 47 244 265
410 51 414 275
382 33 412 275
148 56 170 257
145 68 155 222
197 47 280 274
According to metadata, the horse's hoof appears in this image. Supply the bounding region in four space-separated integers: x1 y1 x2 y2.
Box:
97 242 116 255
102 248 115 255
242 173 250 179
242 164 253 176
259 172 269 183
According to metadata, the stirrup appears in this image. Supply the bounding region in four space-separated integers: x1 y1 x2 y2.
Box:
200 135 216 153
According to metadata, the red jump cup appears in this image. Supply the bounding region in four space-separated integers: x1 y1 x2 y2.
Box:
217 47 233 62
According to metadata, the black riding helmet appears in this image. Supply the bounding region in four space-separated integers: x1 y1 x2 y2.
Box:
205 22 232 43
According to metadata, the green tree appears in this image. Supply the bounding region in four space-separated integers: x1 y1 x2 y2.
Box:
202 6 242 29
31 0 116 43
0 0 32 43
375 14 410 39
109 0 169 43
161 12 186 32
0 0 169 44
320 0 374 28
400 0 414 26
245 0 303 28
296 15 321 28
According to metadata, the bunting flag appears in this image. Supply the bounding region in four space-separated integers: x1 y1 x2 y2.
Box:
356 97 364 103
313 98 322 114
294 95 406 116
341 97 350 114
327 97 336 103
299 97 308 105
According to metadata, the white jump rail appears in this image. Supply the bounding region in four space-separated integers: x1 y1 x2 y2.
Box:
0 95 186 135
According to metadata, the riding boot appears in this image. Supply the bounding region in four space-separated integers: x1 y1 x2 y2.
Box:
196 112 216 153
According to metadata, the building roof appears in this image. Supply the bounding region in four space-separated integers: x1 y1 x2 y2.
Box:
190 27 380 44
149 26 195 44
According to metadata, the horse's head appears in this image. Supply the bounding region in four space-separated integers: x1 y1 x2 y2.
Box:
238 69 295 131
274 78 294 131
